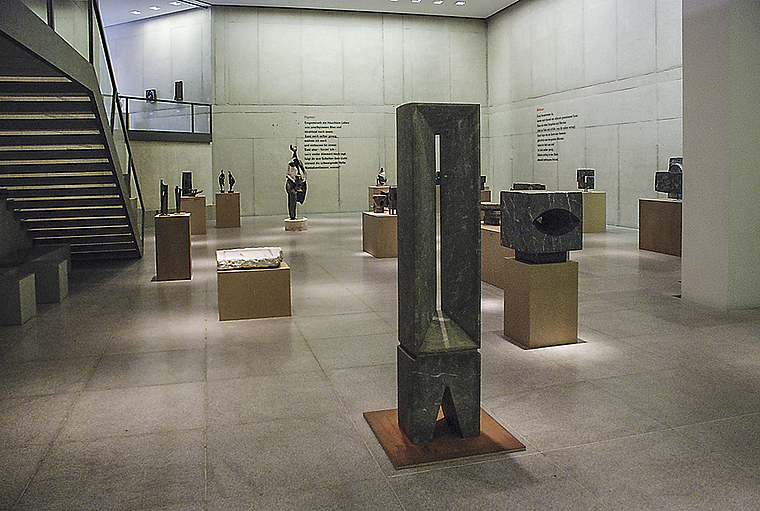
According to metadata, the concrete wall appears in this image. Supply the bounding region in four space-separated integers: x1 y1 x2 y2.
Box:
105 1 682 224
0 202 31 259
682 0 760 310
129 140 213 214
105 9 212 104
486 0 683 228
212 7 487 216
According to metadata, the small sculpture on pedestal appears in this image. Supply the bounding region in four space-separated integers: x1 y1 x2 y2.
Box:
228 171 235 193
577 169 595 190
285 145 307 220
655 157 683 199
219 169 225 193
174 186 181 213
373 194 386 213
377 168 387 186
159 180 169 215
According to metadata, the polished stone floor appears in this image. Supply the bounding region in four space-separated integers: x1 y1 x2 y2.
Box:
1 213 760 510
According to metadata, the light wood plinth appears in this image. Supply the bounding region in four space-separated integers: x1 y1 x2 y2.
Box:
368 186 390 210
215 192 241 228
217 262 291 320
155 213 191 281
180 195 206 235
481 224 514 289
639 198 682 256
362 211 397 258
503 258 578 348
582 191 607 233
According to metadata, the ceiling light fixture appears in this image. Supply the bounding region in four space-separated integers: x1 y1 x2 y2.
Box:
170 1 182 4
149 6 161 10
129 10 141 15
433 0 444 4
412 0 422 3
455 1 466 4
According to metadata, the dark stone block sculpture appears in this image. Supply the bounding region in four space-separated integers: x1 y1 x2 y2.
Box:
500 190 583 264
396 103 481 445
655 157 683 199
512 182 546 190
577 169 595 190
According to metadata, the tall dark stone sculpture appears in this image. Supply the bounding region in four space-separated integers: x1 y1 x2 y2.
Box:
396 103 481 445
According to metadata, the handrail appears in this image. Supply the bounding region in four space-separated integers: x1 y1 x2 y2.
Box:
119 95 212 135
92 0 146 249
37 0 147 250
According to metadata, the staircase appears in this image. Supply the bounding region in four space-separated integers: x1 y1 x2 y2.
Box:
0 1 144 261
0 76 141 259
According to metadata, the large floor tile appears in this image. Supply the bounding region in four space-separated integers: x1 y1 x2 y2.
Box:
59 383 204 441
207 415 381 500
16 431 205 511
545 429 760 511
389 452 610 511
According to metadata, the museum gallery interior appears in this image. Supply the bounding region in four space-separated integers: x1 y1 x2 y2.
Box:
1 0 760 509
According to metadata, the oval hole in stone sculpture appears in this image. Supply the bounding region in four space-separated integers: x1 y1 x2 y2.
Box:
532 208 581 236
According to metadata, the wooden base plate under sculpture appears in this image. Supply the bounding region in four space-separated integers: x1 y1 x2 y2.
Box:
363 408 525 469
284 217 308 231
503 257 579 348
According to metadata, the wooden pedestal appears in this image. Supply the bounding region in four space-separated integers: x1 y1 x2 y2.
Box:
155 213 191 281
480 188 492 202
217 262 291 320
481 224 515 289
215 192 241 228
639 198 682 256
503 258 578 348
180 195 206 235
368 186 390 210
362 211 397 258
582 191 607 233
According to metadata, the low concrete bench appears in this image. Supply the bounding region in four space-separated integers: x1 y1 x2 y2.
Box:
0 244 70 305
0 268 36 325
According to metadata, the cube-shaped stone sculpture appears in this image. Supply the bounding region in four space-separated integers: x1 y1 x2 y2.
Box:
500 190 583 264
396 103 481 445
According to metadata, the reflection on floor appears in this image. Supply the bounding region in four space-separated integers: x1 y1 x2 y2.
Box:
1 213 760 510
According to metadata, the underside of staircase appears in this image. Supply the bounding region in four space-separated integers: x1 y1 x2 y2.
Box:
0 10 143 261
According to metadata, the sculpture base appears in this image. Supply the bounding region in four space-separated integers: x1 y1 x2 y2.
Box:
284 217 308 231
362 211 397 258
363 408 525 469
503 258 578 348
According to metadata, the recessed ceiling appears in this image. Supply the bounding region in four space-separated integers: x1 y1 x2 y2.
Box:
100 0 520 27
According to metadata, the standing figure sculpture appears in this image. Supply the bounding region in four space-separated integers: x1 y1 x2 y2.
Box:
228 171 235 193
377 168 387 186
219 169 225 193
285 145 307 220
159 180 169 215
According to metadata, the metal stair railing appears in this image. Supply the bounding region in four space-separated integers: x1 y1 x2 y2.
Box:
17 0 146 255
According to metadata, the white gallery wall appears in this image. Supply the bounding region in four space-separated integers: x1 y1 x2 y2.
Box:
106 0 682 224
487 0 683 228
211 7 487 216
